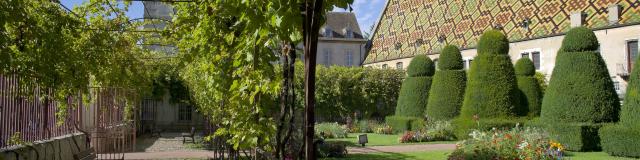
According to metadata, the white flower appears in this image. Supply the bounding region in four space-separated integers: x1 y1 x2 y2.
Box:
518 141 529 150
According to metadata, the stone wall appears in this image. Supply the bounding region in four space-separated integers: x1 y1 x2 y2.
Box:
0 133 87 160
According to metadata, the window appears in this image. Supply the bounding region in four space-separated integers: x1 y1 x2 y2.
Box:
520 49 541 70
463 60 468 70
346 50 353 66
396 62 403 70
382 64 388 69
324 28 333 38
613 80 621 92
178 104 192 121
628 40 638 72
323 49 331 65
463 58 473 70
345 29 353 38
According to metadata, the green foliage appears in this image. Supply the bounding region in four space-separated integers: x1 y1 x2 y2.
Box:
294 63 404 121
396 76 432 117
427 45 466 121
385 116 423 133
317 141 348 158
534 72 548 95
600 53 640 157
315 122 348 139
172 0 354 150
561 27 600 52
476 30 509 55
541 50 619 122
515 58 542 117
407 55 435 77
600 125 640 158
438 45 464 70
456 31 521 137
449 127 564 160
452 117 525 139
515 58 536 76
546 123 603 151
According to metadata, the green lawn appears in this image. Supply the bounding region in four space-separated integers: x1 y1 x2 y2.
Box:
326 133 457 147
322 150 639 160
321 150 453 160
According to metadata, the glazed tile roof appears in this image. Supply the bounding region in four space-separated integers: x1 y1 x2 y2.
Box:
364 0 640 64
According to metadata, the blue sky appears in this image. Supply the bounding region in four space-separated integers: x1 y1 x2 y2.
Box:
60 0 386 34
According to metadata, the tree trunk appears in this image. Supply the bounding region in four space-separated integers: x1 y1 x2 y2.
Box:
303 0 323 159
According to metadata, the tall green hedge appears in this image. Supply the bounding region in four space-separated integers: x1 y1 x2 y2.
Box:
540 27 619 123
294 62 405 122
454 30 521 138
600 47 640 157
541 27 619 151
515 58 542 117
395 55 434 117
426 45 466 121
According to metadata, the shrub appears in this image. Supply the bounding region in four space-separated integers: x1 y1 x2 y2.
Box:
455 30 522 137
395 55 434 117
541 27 619 123
317 141 348 158
540 27 619 151
515 58 542 117
600 125 640 157
374 124 394 135
426 45 466 121
448 126 565 160
423 120 456 141
294 62 404 122
315 122 348 139
356 119 382 133
385 116 423 133
452 117 525 139
600 47 640 157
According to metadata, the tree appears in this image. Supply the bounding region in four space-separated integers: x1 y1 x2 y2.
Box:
454 30 522 138
426 45 466 121
169 1 353 158
541 27 619 151
0 0 153 121
515 58 542 117
395 55 434 117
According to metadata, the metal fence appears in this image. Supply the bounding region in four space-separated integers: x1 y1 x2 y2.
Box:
0 76 138 159
0 75 82 149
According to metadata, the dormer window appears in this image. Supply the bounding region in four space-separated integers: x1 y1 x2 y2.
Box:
344 28 353 38
324 27 333 38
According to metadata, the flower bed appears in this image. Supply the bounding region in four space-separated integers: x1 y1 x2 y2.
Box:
399 121 456 143
448 125 564 160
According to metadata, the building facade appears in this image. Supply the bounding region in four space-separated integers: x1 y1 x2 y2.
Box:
315 12 369 67
365 0 640 97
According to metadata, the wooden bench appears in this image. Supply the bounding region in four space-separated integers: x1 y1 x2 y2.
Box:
181 127 196 144
74 147 96 160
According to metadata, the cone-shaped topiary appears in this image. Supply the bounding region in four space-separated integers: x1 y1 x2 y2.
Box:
515 58 542 117
395 55 434 117
600 55 640 157
541 27 620 151
453 30 523 138
426 45 466 121
540 27 619 123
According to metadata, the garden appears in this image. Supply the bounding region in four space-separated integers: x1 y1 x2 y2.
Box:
312 28 640 159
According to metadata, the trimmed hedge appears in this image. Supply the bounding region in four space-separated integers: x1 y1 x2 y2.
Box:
600 46 640 157
426 45 466 121
395 55 434 117
452 117 525 139
515 58 542 117
600 125 640 158
458 31 521 118
455 30 522 138
540 28 619 123
385 116 424 133
540 27 619 151
547 123 604 151
407 55 435 77
438 45 464 70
